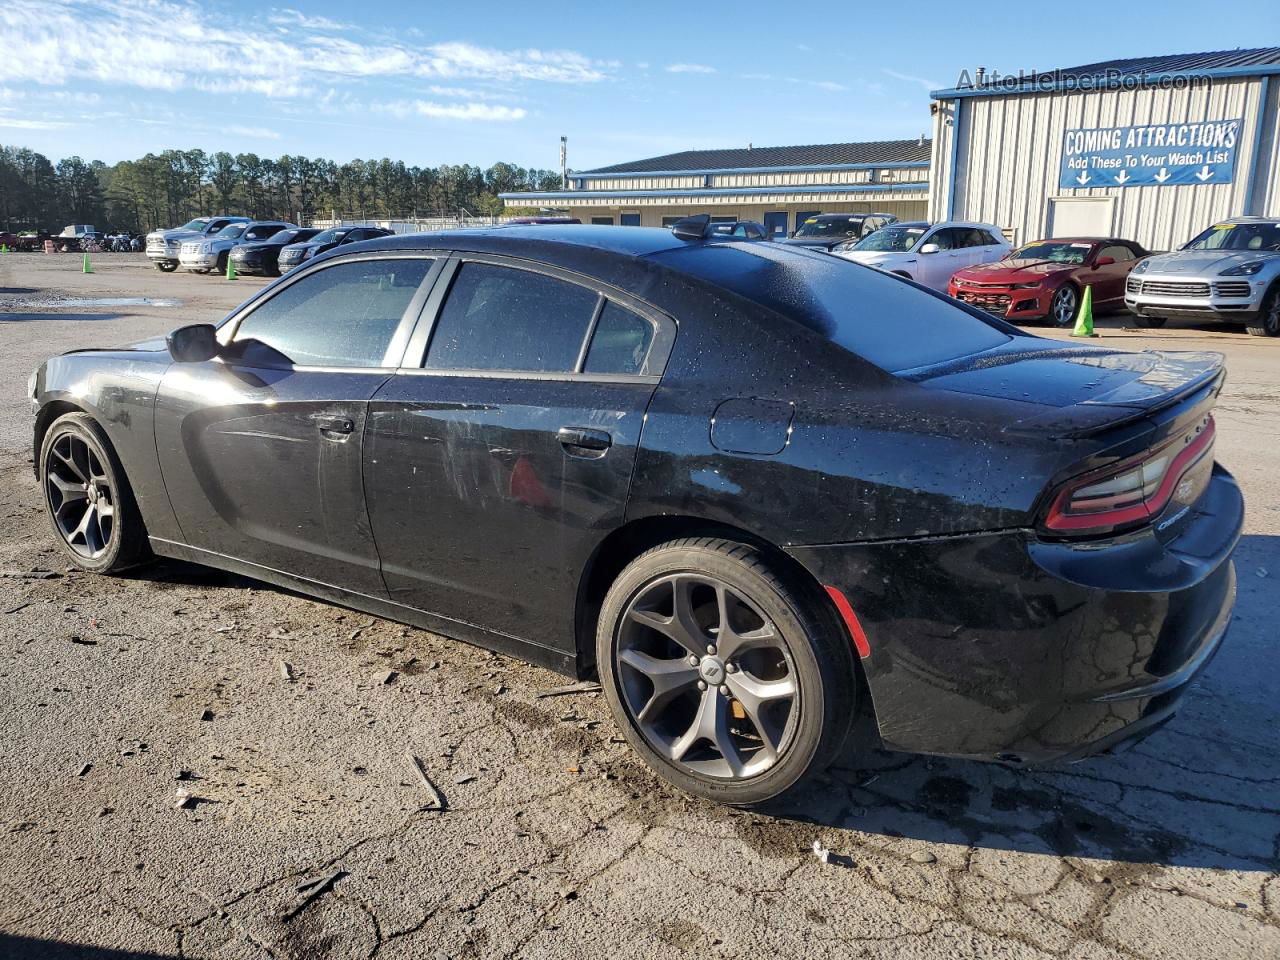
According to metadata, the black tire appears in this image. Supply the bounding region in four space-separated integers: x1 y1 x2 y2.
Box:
156 261 177 273
596 537 857 805
1133 316 1167 329
215 252 228 275
1246 288 1280 337
39 413 150 574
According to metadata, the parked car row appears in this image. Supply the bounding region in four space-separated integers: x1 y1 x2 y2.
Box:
145 216 394 276
760 209 1280 336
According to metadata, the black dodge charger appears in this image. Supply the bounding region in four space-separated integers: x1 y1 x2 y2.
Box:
229 227 321 276
29 222 1241 805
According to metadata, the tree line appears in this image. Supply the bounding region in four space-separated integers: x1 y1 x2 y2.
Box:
0 144 562 233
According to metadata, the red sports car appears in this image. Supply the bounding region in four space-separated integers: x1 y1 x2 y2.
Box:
949 237 1148 326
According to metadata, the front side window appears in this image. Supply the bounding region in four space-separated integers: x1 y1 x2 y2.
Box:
1098 244 1136 263
244 224 285 242
231 258 431 367
425 263 599 372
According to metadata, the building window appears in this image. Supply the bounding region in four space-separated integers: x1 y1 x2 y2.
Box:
591 216 614 225
620 213 641 226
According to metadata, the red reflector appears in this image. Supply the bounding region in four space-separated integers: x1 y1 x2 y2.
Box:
824 585 871 659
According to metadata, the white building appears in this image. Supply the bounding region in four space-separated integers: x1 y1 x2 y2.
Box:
499 139 931 236
929 48 1280 250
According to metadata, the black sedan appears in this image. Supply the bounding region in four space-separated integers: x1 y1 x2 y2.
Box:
229 227 321 276
30 221 1242 805
782 212 897 250
277 225 394 272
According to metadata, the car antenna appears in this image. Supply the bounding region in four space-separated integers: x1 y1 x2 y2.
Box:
671 214 711 241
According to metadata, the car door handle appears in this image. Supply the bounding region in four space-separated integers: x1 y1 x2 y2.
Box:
313 414 354 436
558 427 612 455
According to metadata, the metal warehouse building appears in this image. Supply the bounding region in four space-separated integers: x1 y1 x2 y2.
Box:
498 139 931 236
929 48 1280 251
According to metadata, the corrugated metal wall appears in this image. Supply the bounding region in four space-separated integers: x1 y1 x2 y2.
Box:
539 200 929 228
931 76 1279 250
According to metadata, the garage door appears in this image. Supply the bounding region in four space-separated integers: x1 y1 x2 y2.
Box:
1048 198 1113 238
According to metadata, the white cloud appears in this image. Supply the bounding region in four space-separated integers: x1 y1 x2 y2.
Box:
810 80 847 92
0 116 69 129
665 63 716 74
268 8 349 31
883 68 942 92
370 99 526 122
221 124 282 140
0 0 611 101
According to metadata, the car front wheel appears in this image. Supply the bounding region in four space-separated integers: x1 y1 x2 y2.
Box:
1246 288 1280 337
1049 285 1078 327
40 413 150 574
1133 315 1167 328
596 537 857 805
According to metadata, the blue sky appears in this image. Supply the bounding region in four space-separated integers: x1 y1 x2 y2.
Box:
1 0 1275 171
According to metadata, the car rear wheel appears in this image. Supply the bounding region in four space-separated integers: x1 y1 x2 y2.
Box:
1246 288 1280 337
1133 315 1167 328
596 537 857 805
40 413 150 574
1049 285 1078 327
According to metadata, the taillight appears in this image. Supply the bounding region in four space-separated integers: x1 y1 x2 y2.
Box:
1043 415 1215 536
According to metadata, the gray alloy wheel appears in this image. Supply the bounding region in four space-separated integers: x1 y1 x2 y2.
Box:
156 261 177 272
1246 288 1280 337
1050 284 1078 326
45 431 116 560
597 537 857 805
40 413 149 573
616 572 800 779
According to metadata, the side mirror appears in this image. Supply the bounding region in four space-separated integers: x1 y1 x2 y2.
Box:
919 242 940 254
167 323 220 363
1094 255 1116 266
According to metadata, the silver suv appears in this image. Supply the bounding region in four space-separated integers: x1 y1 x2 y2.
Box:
1125 217 1280 337
146 217 250 272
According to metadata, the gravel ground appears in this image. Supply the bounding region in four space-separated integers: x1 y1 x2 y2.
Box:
1 252 1278 960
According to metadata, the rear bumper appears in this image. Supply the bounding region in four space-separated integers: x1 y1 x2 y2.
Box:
787 465 1243 764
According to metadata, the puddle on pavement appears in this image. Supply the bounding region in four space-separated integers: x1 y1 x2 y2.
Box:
49 297 184 308
4 296 184 308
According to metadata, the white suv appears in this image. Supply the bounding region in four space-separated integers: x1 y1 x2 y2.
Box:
831 221 1011 292
179 220 294 274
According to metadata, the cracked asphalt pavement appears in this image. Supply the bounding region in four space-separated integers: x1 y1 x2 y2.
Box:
2 254 1278 959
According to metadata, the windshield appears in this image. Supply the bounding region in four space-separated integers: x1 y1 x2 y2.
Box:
853 225 927 252
308 228 349 244
652 241 1011 372
1008 241 1095 264
216 223 248 239
795 216 863 239
176 219 210 232
1184 222 1280 252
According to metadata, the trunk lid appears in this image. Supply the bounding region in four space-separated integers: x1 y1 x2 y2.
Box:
901 340 1225 436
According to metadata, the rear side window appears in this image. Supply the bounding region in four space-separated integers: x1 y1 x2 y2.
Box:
653 243 1012 373
584 303 654 375
426 263 599 372
231 258 431 367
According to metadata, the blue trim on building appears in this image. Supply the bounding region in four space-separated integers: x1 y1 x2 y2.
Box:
573 161 931 179
930 63 1280 100
499 182 930 203
1244 75 1273 214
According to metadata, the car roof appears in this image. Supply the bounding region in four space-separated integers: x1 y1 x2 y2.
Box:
354 224 694 259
